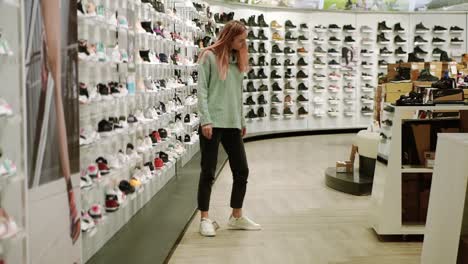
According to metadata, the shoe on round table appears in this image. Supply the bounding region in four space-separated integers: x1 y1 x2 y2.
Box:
200 218 219 237
228 215 262 230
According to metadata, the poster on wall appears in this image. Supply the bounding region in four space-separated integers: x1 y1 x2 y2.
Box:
416 0 468 10
24 0 81 263
322 0 410 11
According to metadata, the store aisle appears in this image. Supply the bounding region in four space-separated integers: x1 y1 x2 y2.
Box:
169 134 421 264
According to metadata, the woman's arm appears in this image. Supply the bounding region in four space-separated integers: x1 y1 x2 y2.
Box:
197 52 213 126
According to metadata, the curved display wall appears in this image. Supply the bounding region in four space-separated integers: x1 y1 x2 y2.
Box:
208 1 468 135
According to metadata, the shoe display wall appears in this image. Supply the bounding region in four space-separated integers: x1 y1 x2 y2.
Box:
78 0 206 262
0 1 28 264
208 5 468 134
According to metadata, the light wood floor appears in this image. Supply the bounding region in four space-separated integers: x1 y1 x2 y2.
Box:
169 134 422 264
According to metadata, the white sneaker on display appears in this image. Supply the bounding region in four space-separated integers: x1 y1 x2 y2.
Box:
199 218 219 237
228 215 262 230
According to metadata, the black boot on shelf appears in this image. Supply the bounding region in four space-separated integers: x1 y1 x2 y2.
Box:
248 15 258 27
257 107 267 118
258 94 268 105
297 70 308 78
245 109 257 118
258 29 268 40
298 83 308 91
245 81 257 92
272 82 282 91
270 70 281 79
257 69 268 79
258 14 268 27
247 31 257 40
285 69 293 79
258 43 267 53
440 51 452 62
285 20 296 28
297 58 308 66
285 31 297 41
271 58 281 66
248 42 257 53
392 64 411 82
394 22 405 32
244 96 256 105
272 44 283 53
249 57 256 66
258 56 266 66
258 83 268 92
248 69 257 79
378 21 391 31
284 59 294 66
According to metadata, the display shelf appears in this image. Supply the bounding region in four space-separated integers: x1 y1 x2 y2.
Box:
370 105 468 235
421 134 468 264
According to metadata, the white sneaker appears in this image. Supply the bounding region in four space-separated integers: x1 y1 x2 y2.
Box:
199 218 219 237
228 215 261 230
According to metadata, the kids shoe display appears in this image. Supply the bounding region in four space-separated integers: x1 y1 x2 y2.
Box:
105 189 120 212
88 204 103 222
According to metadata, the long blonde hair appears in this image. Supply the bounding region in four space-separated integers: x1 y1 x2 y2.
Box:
198 20 249 80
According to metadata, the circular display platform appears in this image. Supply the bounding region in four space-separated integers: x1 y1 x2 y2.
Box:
324 167 373 196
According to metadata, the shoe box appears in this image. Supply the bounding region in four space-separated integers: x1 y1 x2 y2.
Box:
384 82 413 103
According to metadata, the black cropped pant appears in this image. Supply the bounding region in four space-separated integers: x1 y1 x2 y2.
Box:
197 128 249 211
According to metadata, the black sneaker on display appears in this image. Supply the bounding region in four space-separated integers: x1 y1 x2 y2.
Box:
271 58 281 66
284 59 294 66
450 26 464 32
300 23 308 29
378 60 388 66
414 35 428 43
283 107 294 116
297 58 308 66
314 58 325 65
297 70 308 78
258 107 267 117
451 37 464 43
395 47 407 55
380 47 392 54
298 35 309 41
415 22 429 31
328 59 339 65
258 94 268 105
271 94 281 103
328 24 340 30
298 107 308 116
272 45 283 53
284 47 295 54
432 47 445 54
343 24 356 31
298 83 308 91
329 36 341 42
272 82 282 91
417 69 439 81
414 46 428 54
361 106 373 114
246 109 257 119
393 65 411 82
247 15 258 27
378 21 391 31
270 70 281 79
328 48 339 54
314 47 326 53
394 35 407 44
285 20 297 28
377 33 390 43
245 81 257 92
394 22 405 32
433 25 447 32
440 51 451 62
258 84 268 92
270 108 280 116
432 37 445 43
408 52 424 62
297 94 308 102
344 36 355 43
244 96 256 105
284 70 293 79
285 32 297 41
97 83 110 96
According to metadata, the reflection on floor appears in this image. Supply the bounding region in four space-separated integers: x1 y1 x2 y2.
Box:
169 134 421 264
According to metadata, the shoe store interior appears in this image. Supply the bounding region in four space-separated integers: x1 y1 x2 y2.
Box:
1 0 468 263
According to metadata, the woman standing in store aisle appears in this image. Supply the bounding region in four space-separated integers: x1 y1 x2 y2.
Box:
197 20 261 237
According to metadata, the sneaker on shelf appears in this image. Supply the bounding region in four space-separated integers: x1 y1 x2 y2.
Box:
97 119 113 136
96 157 110 175
119 180 135 195
88 204 103 222
80 174 94 190
415 22 429 32
105 189 120 212
81 211 96 233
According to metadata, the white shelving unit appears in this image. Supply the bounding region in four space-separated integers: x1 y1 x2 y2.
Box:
420 133 468 264
0 0 28 263
370 105 468 235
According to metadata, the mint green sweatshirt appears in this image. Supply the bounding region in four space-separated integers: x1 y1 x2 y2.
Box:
197 51 246 129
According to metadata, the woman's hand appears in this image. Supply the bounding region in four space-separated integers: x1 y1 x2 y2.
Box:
242 127 247 137
202 124 213 139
